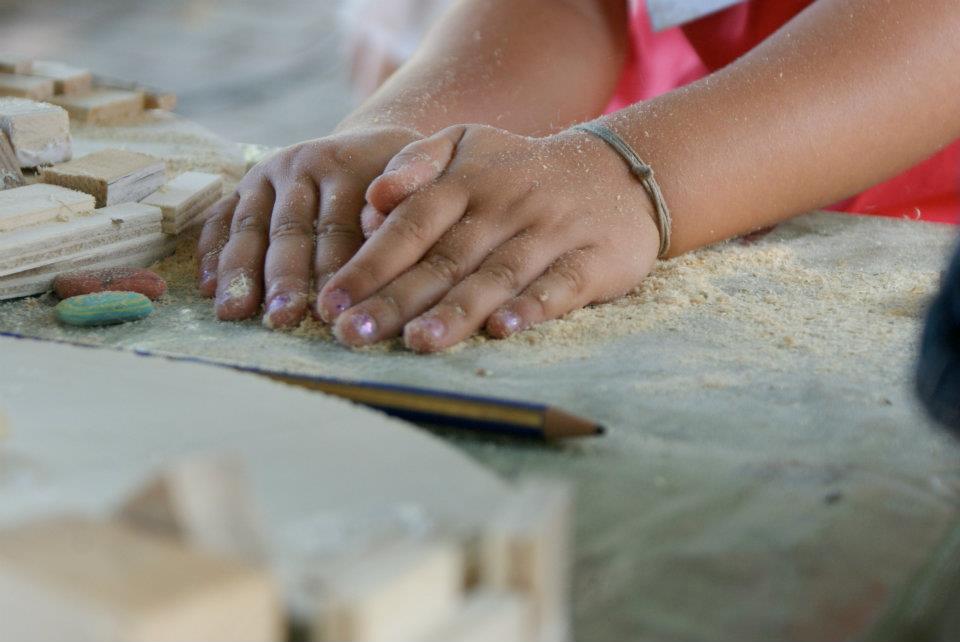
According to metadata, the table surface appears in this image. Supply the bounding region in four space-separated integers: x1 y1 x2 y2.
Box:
2 114 960 641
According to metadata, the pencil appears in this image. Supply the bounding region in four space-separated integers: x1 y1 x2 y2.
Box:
251 368 604 440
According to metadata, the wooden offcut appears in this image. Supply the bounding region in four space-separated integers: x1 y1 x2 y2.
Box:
93 74 177 111
42 148 165 207
142 171 223 234
0 516 283 642
420 590 530 642
480 479 573 642
30 60 93 95
0 202 162 277
50 88 144 124
117 455 268 564
313 541 464 642
0 73 54 100
0 183 94 233
0 132 23 190
0 98 72 168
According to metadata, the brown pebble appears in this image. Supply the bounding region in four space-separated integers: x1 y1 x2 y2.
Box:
53 268 167 300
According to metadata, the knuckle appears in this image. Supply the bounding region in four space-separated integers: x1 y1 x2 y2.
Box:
232 208 267 236
387 215 431 245
271 211 314 241
315 219 360 243
420 252 463 285
484 262 522 292
553 263 588 297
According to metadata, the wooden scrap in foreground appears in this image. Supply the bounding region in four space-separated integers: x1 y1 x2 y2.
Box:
92 73 177 111
142 171 223 234
0 73 54 100
42 148 165 207
312 541 464 642
50 87 145 124
480 479 573 642
29 60 93 95
0 516 283 642
116 454 268 564
0 97 72 167
0 132 24 190
0 183 94 233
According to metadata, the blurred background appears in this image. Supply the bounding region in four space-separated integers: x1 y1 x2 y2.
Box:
0 0 363 146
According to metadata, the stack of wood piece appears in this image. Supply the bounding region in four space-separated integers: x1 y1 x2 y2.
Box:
0 454 573 642
0 111 222 299
0 54 176 124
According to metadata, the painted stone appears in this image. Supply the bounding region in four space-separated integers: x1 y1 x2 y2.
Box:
55 291 154 327
53 267 167 300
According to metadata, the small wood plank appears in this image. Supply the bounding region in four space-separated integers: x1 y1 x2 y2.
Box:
49 88 144 124
142 171 223 234
116 454 268 564
92 74 177 111
0 73 54 100
42 148 165 208
0 183 94 233
0 202 161 277
419 590 530 642
0 132 24 190
480 479 573 642
0 231 176 300
0 97 72 168
0 516 283 642
312 541 464 642
0 54 32 74
29 60 93 95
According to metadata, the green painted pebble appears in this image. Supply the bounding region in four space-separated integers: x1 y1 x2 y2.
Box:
55 291 154 327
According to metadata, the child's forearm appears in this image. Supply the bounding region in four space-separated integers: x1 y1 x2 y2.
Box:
337 0 628 137
602 0 960 256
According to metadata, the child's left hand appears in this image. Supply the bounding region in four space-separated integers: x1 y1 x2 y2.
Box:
315 124 662 352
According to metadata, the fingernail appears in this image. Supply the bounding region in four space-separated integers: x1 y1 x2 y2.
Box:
320 288 351 322
492 309 522 335
349 311 377 342
405 316 446 350
200 267 215 285
263 295 291 328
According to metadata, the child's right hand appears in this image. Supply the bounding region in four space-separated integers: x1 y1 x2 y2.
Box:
196 125 422 328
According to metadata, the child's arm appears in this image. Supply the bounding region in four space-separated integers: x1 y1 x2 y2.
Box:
315 0 960 351
198 0 629 328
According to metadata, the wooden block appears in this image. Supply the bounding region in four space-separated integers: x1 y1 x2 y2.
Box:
29 60 93 95
0 183 94 233
312 541 464 642
142 171 223 234
0 232 176 300
50 88 144 124
116 455 268 564
92 74 177 111
480 479 573 642
0 132 24 190
419 590 530 642
42 148 165 208
0 73 54 100
0 97 72 167
0 516 283 642
0 54 32 74
0 202 162 277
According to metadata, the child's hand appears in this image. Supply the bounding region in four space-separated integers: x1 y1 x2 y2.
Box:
316 124 661 352
197 125 422 328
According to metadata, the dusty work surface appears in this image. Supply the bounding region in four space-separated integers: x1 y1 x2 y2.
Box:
2 114 960 641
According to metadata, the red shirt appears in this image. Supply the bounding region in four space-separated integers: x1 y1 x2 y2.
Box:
605 0 960 223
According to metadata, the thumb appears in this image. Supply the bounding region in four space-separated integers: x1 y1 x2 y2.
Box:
365 125 465 214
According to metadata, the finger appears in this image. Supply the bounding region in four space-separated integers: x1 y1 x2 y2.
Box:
360 203 386 239
485 248 608 340
214 180 275 321
196 193 240 297
262 178 319 329
317 181 469 323
400 232 564 353
365 125 465 213
312 178 367 317
331 217 522 346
